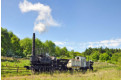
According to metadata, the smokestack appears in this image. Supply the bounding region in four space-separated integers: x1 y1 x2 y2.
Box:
32 33 35 56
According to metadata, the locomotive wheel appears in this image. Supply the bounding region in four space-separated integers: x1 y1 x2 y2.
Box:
45 66 48 73
47 66 50 73
70 69 73 75
82 68 87 74
42 66 44 72
39 67 41 73
50 67 54 75
31 67 36 74
79 68 82 72
31 69 35 74
47 66 49 73
89 67 93 71
43 66 45 72
92 67 93 71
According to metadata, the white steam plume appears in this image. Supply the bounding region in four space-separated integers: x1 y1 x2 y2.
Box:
19 0 59 34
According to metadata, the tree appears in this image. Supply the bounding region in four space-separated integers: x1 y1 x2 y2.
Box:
84 47 92 56
99 47 104 53
1 27 25 57
111 52 121 63
55 46 61 57
111 54 119 62
11 35 21 56
117 57 121 67
35 38 43 55
109 48 115 54
2 27 121 62
73 52 82 57
44 40 56 56
1 27 11 56
99 53 110 61
69 50 74 58
91 51 99 61
60 47 69 58
20 38 32 57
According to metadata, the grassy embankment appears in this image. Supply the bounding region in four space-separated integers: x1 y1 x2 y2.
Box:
1 56 121 80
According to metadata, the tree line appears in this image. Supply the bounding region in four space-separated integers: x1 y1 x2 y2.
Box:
1 27 121 65
1 27 76 59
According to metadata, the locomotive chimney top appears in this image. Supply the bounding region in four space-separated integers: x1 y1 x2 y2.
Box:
32 33 35 56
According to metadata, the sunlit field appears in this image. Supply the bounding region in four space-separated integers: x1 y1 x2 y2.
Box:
1 57 121 80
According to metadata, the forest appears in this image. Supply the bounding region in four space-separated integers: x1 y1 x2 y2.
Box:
1 27 121 66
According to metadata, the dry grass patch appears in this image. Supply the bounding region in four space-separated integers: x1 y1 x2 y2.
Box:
2 69 121 80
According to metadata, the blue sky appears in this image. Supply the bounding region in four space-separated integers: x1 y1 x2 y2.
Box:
2 0 121 52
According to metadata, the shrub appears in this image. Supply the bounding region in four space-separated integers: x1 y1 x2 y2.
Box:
99 53 110 61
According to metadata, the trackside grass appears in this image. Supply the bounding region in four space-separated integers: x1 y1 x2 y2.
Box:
1 57 121 80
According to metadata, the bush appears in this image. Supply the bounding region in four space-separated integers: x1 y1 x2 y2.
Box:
99 53 110 61
111 54 119 62
91 51 99 61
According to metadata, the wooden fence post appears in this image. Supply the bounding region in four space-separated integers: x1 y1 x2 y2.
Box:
17 66 19 73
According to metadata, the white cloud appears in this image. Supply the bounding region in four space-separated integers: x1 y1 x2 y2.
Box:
87 39 121 48
79 38 121 52
54 41 66 45
66 46 74 50
54 38 121 52
19 0 59 34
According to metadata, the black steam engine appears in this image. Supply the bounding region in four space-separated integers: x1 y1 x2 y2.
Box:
25 33 93 74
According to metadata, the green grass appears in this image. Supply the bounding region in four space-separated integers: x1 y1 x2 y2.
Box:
1 56 30 67
1 57 121 80
1 56 32 77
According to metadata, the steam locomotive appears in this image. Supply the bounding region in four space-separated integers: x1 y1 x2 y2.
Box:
25 33 93 74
